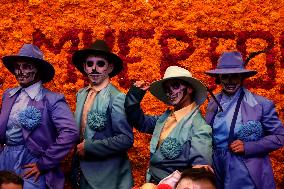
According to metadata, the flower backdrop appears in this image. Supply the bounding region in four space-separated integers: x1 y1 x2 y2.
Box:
0 0 283 187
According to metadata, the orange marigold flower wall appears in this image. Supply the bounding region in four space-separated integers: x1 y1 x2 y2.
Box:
0 0 283 188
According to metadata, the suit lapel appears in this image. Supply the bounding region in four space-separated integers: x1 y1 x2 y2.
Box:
241 90 262 123
74 88 89 129
205 94 222 125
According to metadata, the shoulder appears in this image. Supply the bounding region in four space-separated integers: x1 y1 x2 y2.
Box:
109 84 123 97
192 111 211 128
76 87 88 96
108 84 125 103
42 88 66 104
207 93 222 107
206 92 222 117
3 87 20 96
244 89 274 108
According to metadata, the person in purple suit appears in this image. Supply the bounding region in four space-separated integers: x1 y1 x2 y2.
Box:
0 44 79 189
205 51 284 189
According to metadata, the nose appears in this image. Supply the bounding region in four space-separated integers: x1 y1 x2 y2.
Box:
91 64 98 71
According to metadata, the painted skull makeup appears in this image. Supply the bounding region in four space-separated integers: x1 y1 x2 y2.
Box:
14 61 38 87
219 74 242 95
164 79 187 106
83 56 113 85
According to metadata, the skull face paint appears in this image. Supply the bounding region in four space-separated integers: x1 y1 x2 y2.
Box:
164 79 187 106
14 61 38 87
219 74 242 95
83 56 113 86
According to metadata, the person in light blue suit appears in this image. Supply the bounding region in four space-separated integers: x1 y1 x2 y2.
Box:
124 66 213 184
205 51 284 189
71 40 134 189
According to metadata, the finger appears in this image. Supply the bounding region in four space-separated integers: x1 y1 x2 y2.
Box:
206 166 215 173
34 172 40 182
134 81 144 87
23 169 35 179
230 146 239 152
23 163 34 168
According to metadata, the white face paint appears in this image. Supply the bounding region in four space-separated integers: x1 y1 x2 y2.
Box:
14 61 38 87
164 79 188 106
219 74 242 96
83 56 113 86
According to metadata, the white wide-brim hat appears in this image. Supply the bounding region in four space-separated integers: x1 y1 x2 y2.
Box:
149 66 207 105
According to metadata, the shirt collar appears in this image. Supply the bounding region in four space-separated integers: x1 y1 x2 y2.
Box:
173 102 197 122
9 81 43 100
86 78 110 92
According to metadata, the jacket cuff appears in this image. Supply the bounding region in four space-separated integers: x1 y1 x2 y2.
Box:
244 141 254 156
125 86 147 107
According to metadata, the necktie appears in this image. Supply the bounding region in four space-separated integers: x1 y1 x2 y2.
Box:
158 114 177 147
80 89 97 140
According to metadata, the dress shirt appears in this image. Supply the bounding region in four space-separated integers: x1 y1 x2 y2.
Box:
158 102 197 146
80 78 110 139
6 81 43 145
213 88 243 148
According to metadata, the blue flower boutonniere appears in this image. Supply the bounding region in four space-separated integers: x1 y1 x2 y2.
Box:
237 121 263 142
87 111 107 131
18 106 42 131
160 137 182 160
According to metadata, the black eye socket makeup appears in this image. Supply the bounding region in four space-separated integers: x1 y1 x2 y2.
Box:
96 60 106 67
85 60 106 68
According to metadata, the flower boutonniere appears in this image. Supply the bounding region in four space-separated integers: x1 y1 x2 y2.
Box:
18 106 42 131
87 111 107 131
237 121 263 142
160 137 182 160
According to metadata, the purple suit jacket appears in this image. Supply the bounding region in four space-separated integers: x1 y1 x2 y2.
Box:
0 87 79 189
206 88 284 189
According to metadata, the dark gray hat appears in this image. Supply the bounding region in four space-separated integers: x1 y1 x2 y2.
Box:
72 40 123 78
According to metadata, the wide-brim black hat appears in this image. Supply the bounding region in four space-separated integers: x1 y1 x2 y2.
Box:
2 44 55 83
72 40 123 78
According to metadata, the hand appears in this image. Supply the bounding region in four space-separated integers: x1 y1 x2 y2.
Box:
133 81 150 91
76 140 85 157
23 163 41 181
230 140 245 154
192 164 214 173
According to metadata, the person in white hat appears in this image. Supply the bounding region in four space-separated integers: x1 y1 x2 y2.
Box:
124 66 213 184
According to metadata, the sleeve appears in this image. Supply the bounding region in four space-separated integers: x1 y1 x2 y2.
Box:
84 93 134 157
0 90 10 144
124 85 159 134
188 114 213 165
37 95 80 171
244 99 284 157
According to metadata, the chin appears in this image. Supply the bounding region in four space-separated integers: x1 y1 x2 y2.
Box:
224 89 238 95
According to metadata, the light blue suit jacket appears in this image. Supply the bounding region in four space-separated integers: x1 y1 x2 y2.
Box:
125 86 212 183
74 83 134 189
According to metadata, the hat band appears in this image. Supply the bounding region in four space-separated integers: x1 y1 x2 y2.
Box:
216 65 243 69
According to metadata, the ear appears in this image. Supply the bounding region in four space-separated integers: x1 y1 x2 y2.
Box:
83 62 88 73
186 87 193 94
107 63 114 74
